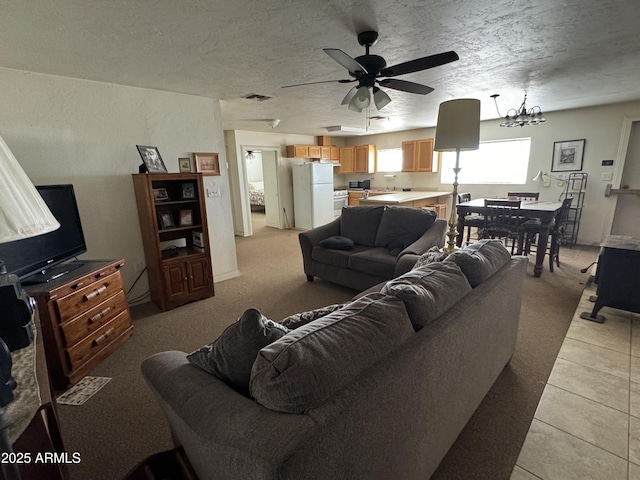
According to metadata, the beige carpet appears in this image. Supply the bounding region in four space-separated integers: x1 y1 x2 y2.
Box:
57 212 600 480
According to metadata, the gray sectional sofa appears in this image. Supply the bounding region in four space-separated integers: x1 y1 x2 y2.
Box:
299 205 447 291
142 240 527 480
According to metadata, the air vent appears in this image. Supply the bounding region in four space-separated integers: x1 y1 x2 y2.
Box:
243 93 272 101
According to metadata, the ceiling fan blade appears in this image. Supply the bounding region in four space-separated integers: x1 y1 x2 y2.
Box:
378 79 434 95
324 48 368 75
341 86 358 105
379 51 459 77
281 78 354 88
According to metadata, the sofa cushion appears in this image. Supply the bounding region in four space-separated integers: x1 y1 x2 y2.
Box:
348 247 397 278
445 239 512 287
375 206 437 255
280 303 345 329
187 308 289 397
381 261 472 330
340 205 385 247
312 244 368 268
319 235 355 250
250 293 414 414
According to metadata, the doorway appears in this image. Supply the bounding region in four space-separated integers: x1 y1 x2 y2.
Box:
610 120 640 237
242 147 281 233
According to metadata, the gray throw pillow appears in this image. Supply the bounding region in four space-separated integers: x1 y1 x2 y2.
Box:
375 206 437 255
319 235 354 250
445 239 512 287
187 308 289 397
340 205 385 247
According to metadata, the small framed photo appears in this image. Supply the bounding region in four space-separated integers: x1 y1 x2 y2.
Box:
153 187 170 201
194 152 221 176
551 139 585 172
137 145 167 173
181 182 196 200
179 157 192 172
179 209 193 226
157 212 175 229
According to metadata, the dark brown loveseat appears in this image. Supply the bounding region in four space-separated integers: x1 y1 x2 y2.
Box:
299 205 447 291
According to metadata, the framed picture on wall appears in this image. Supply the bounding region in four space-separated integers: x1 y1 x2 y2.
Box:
194 152 221 176
551 139 585 172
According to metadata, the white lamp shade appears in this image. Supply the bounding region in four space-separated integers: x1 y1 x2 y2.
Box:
349 86 371 110
373 87 391 110
0 135 59 243
532 170 544 182
434 98 481 152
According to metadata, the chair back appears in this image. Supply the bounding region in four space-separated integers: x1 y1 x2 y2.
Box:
457 192 471 204
483 199 522 232
507 192 540 201
554 197 573 233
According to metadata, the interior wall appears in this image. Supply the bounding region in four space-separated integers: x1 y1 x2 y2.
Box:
0 67 238 295
341 100 640 245
611 121 640 237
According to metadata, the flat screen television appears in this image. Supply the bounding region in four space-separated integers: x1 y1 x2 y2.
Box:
0 184 87 283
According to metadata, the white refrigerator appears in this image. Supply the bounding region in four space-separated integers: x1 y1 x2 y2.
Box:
292 163 334 230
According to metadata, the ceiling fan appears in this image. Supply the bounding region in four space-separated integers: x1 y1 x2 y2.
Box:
282 31 459 112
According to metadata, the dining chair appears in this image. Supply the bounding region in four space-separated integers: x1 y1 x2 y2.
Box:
480 199 525 254
457 192 483 243
521 197 573 271
507 192 540 201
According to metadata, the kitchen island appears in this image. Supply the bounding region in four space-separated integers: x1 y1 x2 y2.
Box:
358 190 451 217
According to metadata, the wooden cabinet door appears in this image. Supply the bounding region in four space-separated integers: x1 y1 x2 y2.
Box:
308 146 321 158
187 256 211 294
330 146 340 160
163 262 189 299
354 145 375 173
286 145 309 158
416 138 435 172
320 146 332 160
339 147 355 174
402 140 417 172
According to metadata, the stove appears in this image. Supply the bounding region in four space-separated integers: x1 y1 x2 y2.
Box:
333 190 348 217
333 190 348 198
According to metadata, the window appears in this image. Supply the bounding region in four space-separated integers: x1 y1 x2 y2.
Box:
376 148 403 172
440 138 531 184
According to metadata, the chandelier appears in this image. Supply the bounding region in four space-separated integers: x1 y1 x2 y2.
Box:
491 93 546 127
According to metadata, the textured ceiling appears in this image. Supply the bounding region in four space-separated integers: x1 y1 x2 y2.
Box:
1 0 639 136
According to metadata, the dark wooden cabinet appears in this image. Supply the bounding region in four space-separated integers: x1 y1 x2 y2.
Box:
26 260 133 391
132 173 214 311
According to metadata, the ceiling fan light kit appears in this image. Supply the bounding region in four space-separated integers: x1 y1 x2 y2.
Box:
491 93 546 127
282 31 459 111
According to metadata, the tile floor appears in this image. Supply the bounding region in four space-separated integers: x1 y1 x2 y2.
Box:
511 280 640 480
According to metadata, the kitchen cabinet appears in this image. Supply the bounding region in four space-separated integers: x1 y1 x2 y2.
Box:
339 147 355 174
355 144 376 173
402 138 436 172
285 145 331 159
348 190 387 205
321 146 340 160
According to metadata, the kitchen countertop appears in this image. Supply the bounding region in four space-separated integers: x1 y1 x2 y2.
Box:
358 191 452 204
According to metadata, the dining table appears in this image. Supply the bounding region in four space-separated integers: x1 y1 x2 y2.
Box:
456 198 564 277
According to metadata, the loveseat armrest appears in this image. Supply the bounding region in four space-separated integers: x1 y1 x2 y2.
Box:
142 351 316 480
298 218 341 276
394 219 447 276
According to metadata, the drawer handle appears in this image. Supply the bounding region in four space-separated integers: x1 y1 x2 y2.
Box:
93 328 116 346
83 284 108 301
88 307 111 323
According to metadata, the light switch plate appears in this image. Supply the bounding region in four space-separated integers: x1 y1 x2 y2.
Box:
601 173 613 181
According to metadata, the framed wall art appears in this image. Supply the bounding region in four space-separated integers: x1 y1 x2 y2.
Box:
551 139 585 172
137 145 167 173
179 157 192 172
194 152 221 176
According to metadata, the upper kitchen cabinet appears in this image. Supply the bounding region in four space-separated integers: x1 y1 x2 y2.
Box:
354 145 376 173
321 146 340 161
402 138 436 172
338 147 355 174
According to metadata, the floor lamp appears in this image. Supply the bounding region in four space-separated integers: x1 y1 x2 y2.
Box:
0 134 59 479
434 98 481 253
